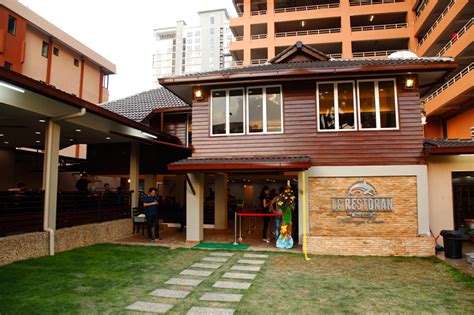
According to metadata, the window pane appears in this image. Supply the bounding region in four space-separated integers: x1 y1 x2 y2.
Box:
318 83 335 130
41 42 49 58
359 82 376 129
8 16 16 35
212 91 226 134
337 83 355 130
378 81 397 128
248 88 263 133
229 90 244 134
266 87 282 132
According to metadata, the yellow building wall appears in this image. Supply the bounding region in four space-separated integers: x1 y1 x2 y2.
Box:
82 60 100 104
447 108 474 139
50 42 81 97
21 27 47 82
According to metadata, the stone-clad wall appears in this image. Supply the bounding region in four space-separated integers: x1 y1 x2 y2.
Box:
0 219 132 266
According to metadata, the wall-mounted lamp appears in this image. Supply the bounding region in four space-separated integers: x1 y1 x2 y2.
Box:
301 20 305 28
405 77 415 89
194 89 203 100
421 111 427 125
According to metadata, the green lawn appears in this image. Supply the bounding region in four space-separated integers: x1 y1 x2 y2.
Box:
0 244 472 314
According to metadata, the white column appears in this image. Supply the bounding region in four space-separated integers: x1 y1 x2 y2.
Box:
186 173 204 242
42 121 61 232
130 143 140 209
298 170 309 243
214 173 228 230
417 166 430 236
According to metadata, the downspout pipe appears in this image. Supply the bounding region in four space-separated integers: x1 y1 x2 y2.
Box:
44 108 86 256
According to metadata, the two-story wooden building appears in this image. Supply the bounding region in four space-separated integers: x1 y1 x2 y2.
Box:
159 42 457 256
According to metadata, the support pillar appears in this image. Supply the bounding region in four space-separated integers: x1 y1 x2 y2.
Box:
186 173 204 242
214 173 228 230
130 143 140 209
298 170 309 243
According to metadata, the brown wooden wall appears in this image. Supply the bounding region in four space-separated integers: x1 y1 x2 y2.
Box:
163 113 188 146
190 77 425 166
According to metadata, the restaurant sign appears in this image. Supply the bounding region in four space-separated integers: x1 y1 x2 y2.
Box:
331 180 393 218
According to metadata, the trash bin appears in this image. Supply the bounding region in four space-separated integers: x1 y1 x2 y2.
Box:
440 230 466 259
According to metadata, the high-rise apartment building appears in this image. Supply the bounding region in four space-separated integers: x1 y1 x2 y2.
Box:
229 0 473 139
152 9 234 80
0 0 115 104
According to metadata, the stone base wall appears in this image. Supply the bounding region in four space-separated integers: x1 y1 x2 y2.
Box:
307 236 434 257
0 219 132 266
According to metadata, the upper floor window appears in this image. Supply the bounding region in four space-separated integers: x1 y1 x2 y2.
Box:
41 41 49 58
211 89 244 135
210 17 215 24
53 47 59 56
8 15 16 35
317 81 356 131
248 86 282 134
102 74 109 89
4 61 13 70
358 79 398 130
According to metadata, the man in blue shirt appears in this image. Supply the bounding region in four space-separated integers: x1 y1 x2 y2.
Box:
143 187 160 241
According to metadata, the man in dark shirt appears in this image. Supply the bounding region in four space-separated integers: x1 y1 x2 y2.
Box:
143 187 160 241
75 174 89 193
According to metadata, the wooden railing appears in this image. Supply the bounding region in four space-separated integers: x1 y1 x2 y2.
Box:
436 18 473 57
274 3 340 13
251 34 267 40
350 0 404 5
352 50 398 57
418 0 456 48
275 27 341 37
351 23 407 32
421 63 473 105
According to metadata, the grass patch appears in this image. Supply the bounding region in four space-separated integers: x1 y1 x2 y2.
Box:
0 244 472 314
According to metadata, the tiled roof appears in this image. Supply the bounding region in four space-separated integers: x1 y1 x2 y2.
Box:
171 156 311 164
164 57 454 79
101 87 188 122
424 138 474 148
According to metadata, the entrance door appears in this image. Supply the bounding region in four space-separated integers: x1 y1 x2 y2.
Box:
452 172 474 229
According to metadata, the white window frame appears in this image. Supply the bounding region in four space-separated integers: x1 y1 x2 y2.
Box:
316 81 357 132
210 88 246 137
246 85 284 135
357 79 399 131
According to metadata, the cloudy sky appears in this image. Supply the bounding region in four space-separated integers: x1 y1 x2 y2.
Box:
18 0 236 101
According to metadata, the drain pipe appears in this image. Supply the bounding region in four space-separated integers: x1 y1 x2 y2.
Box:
44 108 86 256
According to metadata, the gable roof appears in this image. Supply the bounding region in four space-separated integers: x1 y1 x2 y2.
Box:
269 41 330 64
101 87 188 122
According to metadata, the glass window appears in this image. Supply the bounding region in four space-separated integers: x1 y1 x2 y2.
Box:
53 47 59 56
248 88 263 133
337 82 355 130
229 90 244 134
266 87 282 132
210 28 214 35
195 31 200 36
41 41 49 58
378 81 397 128
8 15 16 35
187 32 193 37
358 81 376 129
318 83 335 130
212 90 227 135
210 17 215 24
4 61 13 70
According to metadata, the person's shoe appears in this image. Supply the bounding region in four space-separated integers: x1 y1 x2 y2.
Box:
262 238 270 243
154 237 162 241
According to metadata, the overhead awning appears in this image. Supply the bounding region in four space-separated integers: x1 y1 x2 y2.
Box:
168 156 312 172
424 138 474 155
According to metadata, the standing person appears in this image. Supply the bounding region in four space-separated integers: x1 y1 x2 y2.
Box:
75 174 90 193
259 186 272 243
143 187 161 241
271 187 285 241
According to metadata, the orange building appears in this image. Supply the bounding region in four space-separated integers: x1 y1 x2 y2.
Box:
0 0 116 104
229 0 473 139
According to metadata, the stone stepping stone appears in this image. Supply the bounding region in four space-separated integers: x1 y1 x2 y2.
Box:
202 257 228 263
180 269 213 277
213 281 251 290
191 263 222 269
187 306 235 315
149 288 191 299
209 252 234 257
222 272 256 280
165 278 202 287
200 292 243 302
126 301 173 313
237 259 265 265
243 253 268 258
231 265 261 272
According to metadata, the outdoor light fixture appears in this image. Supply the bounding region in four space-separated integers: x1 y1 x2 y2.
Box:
405 77 415 89
75 129 82 132
39 119 46 123
369 15 374 22
301 20 305 27
35 140 40 143
35 131 41 135
106 136 111 140
194 89 203 100
0 81 25 93
421 111 427 125
0 134 3 137
141 131 158 139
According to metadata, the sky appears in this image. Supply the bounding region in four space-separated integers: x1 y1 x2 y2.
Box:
18 0 236 101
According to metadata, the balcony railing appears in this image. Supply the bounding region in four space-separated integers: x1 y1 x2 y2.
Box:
237 12 243 17
226 60 243 67
421 63 473 106
251 59 268 65
251 34 268 40
351 23 407 32
328 53 343 59
418 0 456 49
352 50 398 57
251 10 267 16
234 36 243 41
274 3 340 13
436 18 473 57
350 0 404 6
415 0 429 20
275 27 341 37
